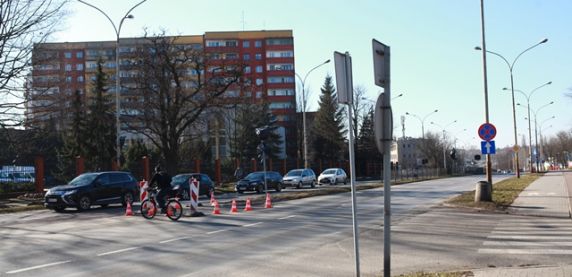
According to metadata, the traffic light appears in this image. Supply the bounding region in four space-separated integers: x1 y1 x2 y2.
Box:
474 154 481 161
449 148 457 160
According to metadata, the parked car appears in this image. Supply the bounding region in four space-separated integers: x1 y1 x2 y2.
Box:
283 168 316 189
235 171 283 193
44 171 138 212
171 173 215 200
318 168 348 185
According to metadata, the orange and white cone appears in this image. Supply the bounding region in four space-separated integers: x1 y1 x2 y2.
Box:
230 199 238 213
212 200 221 215
244 198 253 211
265 193 272 208
125 202 133 216
210 191 216 206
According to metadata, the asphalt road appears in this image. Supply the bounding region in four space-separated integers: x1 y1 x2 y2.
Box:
5 174 555 276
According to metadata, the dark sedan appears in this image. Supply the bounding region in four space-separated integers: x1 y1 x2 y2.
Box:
44 171 138 212
171 173 215 200
235 171 283 194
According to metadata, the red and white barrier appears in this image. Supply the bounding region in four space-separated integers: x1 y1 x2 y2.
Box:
139 180 148 202
189 177 200 212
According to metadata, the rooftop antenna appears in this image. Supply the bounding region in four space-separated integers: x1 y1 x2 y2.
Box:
241 11 246 31
401 115 406 139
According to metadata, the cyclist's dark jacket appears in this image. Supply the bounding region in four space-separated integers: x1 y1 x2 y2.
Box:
149 171 172 190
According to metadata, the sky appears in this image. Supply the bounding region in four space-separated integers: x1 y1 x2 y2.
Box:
53 0 572 150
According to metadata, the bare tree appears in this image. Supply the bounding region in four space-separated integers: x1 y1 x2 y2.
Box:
0 0 67 128
126 34 242 173
350 85 369 141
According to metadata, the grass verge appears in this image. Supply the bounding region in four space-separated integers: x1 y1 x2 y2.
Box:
446 174 540 211
395 271 473 277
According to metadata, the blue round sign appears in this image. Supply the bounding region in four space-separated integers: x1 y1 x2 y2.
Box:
478 123 496 141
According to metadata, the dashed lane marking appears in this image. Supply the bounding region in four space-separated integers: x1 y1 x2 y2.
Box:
6 260 71 274
242 222 262 227
160 236 190 244
207 229 227 235
97 247 139 257
278 215 296 220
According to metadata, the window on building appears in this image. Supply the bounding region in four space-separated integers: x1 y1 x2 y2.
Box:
255 78 263 86
267 76 295 84
255 40 262 48
225 53 238 60
76 52 83 58
64 52 72 59
76 64 83 71
266 38 293 45
244 66 251 74
77 76 84 82
255 53 262 60
65 76 72 82
243 41 250 48
269 102 294 109
256 91 263 98
225 40 238 47
268 89 294 96
268 64 294 71
255 66 263 73
65 64 72 71
243 54 250 60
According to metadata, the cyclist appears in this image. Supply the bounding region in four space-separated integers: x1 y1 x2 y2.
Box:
148 164 172 213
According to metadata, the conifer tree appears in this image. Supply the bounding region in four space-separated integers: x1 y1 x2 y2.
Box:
310 76 346 162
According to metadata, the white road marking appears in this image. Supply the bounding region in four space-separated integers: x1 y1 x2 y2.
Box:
6 260 71 274
487 235 572 240
207 229 227 235
278 215 296 220
491 231 572 235
478 248 572 255
484 241 572 246
97 247 139 257
160 236 190 244
242 222 262 227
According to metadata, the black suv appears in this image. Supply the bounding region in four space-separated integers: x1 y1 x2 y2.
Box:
44 171 138 212
235 171 283 194
171 173 215 200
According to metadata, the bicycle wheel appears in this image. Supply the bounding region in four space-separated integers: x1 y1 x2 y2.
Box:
166 199 183 221
140 199 156 219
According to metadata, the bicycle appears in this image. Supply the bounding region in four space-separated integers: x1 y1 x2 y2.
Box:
140 186 183 221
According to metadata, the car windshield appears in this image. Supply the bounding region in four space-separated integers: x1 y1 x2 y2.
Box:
68 173 98 187
244 172 265 180
286 170 303 177
172 175 190 182
323 169 336 175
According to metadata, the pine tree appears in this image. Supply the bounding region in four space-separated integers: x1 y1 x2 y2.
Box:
84 59 116 171
233 102 283 162
124 140 149 180
310 76 346 162
55 90 87 180
357 107 381 160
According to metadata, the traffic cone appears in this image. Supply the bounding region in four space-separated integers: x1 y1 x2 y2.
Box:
230 199 238 213
212 200 221 215
265 193 272 208
125 202 133 216
244 198 253 211
210 191 216 206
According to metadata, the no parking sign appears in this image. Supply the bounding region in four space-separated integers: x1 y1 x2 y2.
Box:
478 123 496 141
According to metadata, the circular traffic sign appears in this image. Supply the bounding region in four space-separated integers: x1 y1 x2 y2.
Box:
478 123 497 141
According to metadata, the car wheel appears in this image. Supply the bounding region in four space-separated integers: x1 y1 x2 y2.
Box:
297 182 302 189
343 178 347 185
275 183 282 192
310 181 315 188
256 185 264 194
122 192 134 207
77 195 91 211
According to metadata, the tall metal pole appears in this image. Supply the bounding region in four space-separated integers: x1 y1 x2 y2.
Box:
78 0 148 169
295 60 330 169
508 73 520 177
479 0 492 185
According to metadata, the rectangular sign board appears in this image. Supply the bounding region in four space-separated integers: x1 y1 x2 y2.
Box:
481 140 496 154
334 51 353 104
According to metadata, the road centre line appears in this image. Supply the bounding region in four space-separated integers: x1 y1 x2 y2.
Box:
242 222 262 227
6 260 71 274
160 236 190 244
97 247 139 257
207 229 227 235
278 215 296 220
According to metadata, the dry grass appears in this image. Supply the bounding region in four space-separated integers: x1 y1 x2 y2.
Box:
446 174 540 210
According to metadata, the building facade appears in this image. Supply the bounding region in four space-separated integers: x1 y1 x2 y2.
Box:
27 30 297 159
390 137 426 169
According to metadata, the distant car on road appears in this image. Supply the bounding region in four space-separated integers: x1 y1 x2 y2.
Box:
283 168 316 189
236 171 283 193
44 171 139 212
318 168 347 185
171 173 215 200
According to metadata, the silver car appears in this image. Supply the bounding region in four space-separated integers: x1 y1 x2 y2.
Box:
282 169 316 189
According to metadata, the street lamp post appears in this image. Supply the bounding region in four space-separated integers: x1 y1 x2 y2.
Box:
475 38 548 178
531 102 554 172
78 0 148 169
295 59 330 169
430 120 457 170
405 109 438 139
504 81 551 173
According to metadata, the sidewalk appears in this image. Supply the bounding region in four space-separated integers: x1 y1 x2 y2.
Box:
472 171 572 277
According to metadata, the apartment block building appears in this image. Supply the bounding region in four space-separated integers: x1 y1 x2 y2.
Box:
27 30 296 159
